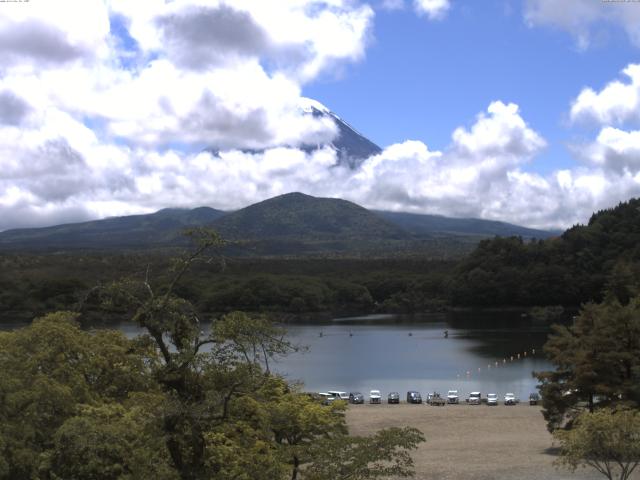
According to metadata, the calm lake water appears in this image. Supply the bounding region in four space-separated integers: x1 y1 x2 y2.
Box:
275 312 554 400
2 311 555 400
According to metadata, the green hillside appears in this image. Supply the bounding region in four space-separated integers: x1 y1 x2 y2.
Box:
208 192 417 255
451 198 640 307
0 192 555 256
0 207 225 250
375 210 558 239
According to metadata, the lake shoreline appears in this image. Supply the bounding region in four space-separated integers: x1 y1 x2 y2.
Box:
0 304 581 326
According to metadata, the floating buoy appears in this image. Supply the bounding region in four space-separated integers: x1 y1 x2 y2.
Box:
408 332 413 336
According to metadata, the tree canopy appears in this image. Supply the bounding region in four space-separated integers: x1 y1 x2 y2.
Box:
535 295 640 431
451 198 640 307
554 408 640 480
0 229 425 479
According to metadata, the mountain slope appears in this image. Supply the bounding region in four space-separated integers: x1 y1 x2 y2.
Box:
0 207 226 250
376 211 559 239
0 193 558 255
211 192 406 242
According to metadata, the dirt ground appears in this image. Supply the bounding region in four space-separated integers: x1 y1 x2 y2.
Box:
346 403 637 480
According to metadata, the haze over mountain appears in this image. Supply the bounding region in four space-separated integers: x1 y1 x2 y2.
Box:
0 193 556 255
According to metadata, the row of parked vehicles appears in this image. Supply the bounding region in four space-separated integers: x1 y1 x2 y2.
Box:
319 390 541 406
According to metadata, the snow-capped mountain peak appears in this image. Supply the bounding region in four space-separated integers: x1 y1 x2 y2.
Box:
298 97 382 168
208 97 382 169
299 97 332 116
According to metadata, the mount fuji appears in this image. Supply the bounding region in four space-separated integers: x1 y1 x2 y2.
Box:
207 98 382 168
297 98 382 168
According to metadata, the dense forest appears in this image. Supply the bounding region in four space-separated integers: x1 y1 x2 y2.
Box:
450 198 640 307
0 255 453 322
0 232 425 479
2 198 640 322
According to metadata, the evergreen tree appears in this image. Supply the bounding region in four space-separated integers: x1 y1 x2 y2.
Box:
535 295 640 431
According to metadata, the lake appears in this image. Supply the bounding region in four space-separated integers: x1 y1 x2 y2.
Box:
275 312 554 400
2 311 555 401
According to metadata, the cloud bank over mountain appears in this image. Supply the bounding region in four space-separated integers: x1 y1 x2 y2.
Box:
0 0 639 232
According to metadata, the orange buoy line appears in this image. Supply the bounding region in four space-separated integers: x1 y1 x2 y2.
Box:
455 348 539 379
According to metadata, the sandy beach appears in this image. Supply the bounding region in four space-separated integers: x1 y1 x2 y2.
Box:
346 403 636 480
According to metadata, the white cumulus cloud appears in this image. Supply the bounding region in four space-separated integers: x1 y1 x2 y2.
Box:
570 64 640 126
1 1 640 235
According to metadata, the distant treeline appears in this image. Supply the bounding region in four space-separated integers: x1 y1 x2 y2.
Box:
2 198 640 321
0 255 454 321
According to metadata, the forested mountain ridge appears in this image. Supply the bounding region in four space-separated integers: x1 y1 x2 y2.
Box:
211 192 406 240
451 198 640 307
0 193 555 255
0 207 226 249
375 210 557 239
2 198 639 320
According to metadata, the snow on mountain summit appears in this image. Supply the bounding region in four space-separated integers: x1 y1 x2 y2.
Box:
299 97 332 116
298 97 382 168
207 97 382 169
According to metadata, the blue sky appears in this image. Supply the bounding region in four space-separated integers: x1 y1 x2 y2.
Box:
1 0 640 231
305 0 638 174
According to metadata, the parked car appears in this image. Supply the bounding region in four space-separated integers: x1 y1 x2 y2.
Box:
406 391 422 404
447 390 459 404
328 391 349 402
318 392 334 405
429 392 446 406
369 390 382 404
388 392 400 404
349 392 364 404
467 392 482 405
529 393 540 405
504 393 517 405
487 393 498 406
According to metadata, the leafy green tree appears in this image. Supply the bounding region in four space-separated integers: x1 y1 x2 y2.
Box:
605 261 640 305
0 311 158 480
304 427 425 480
43 401 176 480
535 296 640 431
554 408 640 480
94 229 425 480
1 229 427 480
267 385 347 479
